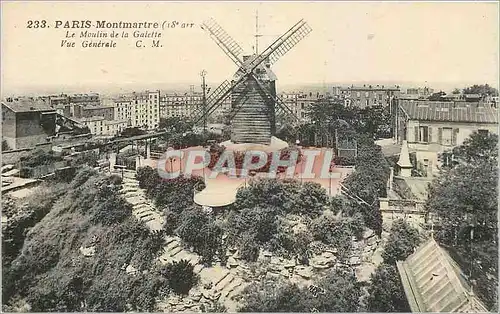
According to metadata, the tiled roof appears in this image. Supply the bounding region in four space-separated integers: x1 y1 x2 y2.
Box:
2 98 54 113
399 100 498 124
397 238 489 313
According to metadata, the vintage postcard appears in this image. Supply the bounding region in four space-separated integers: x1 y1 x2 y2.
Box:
1 1 498 312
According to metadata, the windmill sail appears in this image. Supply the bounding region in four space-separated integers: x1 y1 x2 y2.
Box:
201 18 244 66
246 19 312 71
198 18 311 144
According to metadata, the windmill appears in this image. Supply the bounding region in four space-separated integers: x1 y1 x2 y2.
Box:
194 17 312 145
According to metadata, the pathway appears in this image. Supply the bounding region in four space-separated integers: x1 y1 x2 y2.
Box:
113 169 164 232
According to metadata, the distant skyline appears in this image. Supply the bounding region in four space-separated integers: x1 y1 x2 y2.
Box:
1 1 498 96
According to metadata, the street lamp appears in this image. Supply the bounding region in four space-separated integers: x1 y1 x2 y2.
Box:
295 139 302 183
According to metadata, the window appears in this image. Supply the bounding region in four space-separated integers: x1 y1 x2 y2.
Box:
478 129 489 136
415 126 429 143
441 128 452 146
356 91 361 98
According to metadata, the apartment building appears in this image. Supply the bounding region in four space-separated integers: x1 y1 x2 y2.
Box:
406 87 434 98
279 91 325 121
79 116 128 137
159 92 231 120
341 84 400 108
113 91 160 130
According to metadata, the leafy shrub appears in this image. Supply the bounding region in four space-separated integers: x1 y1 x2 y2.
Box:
160 260 198 295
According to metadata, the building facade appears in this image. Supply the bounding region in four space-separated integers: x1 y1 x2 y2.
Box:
279 91 326 122
2 98 57 149
112 90 160 130
341 85 400 108
159 92 231 120
79 116 128 137
405 87 434 98
395 100 498 173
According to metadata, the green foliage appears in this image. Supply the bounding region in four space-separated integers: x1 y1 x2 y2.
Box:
309 213 364 261
160 260 198 295
239 268 361 312
2 167 167 312
154 175 205 211
238 233 261 262
342 138 389 235
306 98 392 141
69 150 100 168
19 149 63 168
233 179 294 213
229 179 337 260
175 207 224 264
451 131 498 164
158 117 194 133
427 132 498 310
366 264 410 312
2 184 66 270
462 84 499 96
234 179 329 218
382 219 421 265
119 127 147 137
136 166 160 196
292 182 330 217
226 206 278 246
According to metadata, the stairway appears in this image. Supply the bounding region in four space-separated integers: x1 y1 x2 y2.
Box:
113 169 164 232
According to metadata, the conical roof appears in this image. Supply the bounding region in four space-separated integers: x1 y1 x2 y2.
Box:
397 140 413 168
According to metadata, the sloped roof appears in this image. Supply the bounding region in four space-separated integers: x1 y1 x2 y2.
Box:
399 100 498 124
397 238 489 313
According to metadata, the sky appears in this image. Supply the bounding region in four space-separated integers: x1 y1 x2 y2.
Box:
1 1 498 95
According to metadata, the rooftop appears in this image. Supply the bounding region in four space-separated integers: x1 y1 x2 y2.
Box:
2 98 54 113
341 85 400 91
399 100 498 124
397 238 489 313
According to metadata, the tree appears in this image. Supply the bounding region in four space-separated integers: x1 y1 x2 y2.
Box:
158 116 193 133
342 137 390 235
238 280 309 312
291 182 330 218
452 88 461 94
462 84 499 96
451 131 498 164
309 214 364 262
239 268 361 312
160 260 198 295
427 159 497 309
382 219 421 265
154 175 204 211
175 207 223 264
136 166 160 196
366 264 410 312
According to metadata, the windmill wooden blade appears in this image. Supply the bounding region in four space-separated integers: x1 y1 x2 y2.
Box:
267 20 312 65
251 74 299 122
246 19 312 72
192 80 232 124
201 18 245 66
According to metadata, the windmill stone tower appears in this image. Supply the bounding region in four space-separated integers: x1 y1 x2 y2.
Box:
231 55 277 144
196 18 312 145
